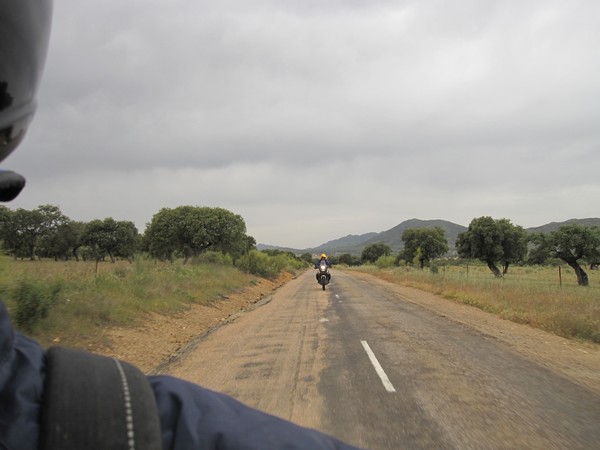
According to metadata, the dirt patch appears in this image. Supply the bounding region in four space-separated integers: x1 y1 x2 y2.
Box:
98 272 295 373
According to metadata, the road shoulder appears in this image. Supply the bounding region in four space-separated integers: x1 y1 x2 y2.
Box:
100 272 295 373
349 270 600 394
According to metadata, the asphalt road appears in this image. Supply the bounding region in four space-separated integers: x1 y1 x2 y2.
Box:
165 269 600 449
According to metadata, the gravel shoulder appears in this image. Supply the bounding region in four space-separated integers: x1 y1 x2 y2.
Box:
101 272 294 373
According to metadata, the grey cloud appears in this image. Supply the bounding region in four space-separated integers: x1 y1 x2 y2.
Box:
7 0 600 248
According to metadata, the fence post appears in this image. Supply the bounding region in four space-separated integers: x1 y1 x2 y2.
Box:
558 266 562 287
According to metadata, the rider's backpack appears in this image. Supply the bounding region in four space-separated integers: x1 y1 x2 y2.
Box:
39 346 162 450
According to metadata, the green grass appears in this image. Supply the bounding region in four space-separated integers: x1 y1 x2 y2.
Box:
349 264 600 343
0 255 258 348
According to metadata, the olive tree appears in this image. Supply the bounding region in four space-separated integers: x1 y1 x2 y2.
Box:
0 204 70 260
496 218 528 274
336 253 361 266
81 218 138 264
37 220 85 261
361 243 391 264
456 216 527 277
401 227 449 269
531 224 600 286
144 206 250 263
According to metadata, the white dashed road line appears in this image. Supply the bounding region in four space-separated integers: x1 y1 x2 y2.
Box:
361 340 396 393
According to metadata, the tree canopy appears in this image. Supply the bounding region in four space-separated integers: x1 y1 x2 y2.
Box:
456 216 527 277
530 224 600 286
80 218 139 263
144 206 252 263
0 204 71 260
401 227 449 269
361 243 391 264
0 204 254 264
333 253 362 266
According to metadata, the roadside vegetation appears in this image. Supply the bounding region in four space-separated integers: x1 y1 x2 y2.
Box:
0 251 306 349
0 203 309 350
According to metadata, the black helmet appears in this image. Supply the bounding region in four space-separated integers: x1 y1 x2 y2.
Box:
0 0 53 200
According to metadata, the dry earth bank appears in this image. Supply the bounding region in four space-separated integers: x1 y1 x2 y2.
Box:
97 272 295 373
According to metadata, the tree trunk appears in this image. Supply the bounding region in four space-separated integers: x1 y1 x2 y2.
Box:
486 260 503 278
502 261 510 274
566 260 589 286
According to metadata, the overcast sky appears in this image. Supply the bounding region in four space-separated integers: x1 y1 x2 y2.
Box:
8 0 600 249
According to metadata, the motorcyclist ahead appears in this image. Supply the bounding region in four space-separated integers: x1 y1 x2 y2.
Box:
315 253 332 283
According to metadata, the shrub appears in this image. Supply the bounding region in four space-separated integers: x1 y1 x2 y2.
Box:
192 251 233 266
375 255 396 269
236 250 275 277
12 278 63 332
335 253 362 266
236 250 304 278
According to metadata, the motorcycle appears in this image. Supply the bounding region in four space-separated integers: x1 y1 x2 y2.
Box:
315 260 331 290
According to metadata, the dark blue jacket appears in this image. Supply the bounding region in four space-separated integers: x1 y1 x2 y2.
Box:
316 259 331 268
0 301 361 449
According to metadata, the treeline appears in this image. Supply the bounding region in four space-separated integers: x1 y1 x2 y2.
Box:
327 216 600 287
3 206 599 286
0 204 261 266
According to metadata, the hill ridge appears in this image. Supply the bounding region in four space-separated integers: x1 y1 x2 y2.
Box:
257 217 600 256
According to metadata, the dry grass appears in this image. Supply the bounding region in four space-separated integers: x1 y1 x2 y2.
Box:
0 256 257 348
351 264 600 343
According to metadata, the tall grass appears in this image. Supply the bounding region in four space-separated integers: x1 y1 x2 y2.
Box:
351 264 600 343
0 255 258 347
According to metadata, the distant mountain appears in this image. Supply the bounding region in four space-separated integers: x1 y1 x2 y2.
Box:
525 218 600 234
258 219 467 256
360 219 467 254
256 232 377 255
257 217 600 257
256 243 299 253
305 232 378 255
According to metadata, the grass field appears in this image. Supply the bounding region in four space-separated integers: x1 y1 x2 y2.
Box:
351 263 600 343
0 256 258 348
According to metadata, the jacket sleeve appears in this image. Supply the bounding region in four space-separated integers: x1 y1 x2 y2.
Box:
149 375 362 450
0 301 45 450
